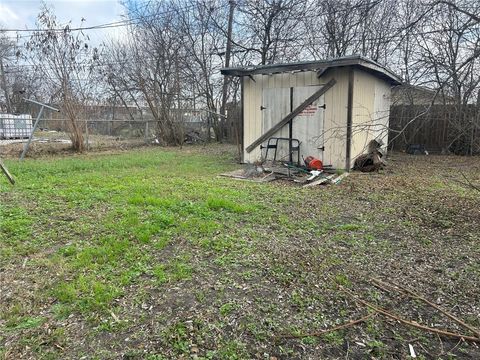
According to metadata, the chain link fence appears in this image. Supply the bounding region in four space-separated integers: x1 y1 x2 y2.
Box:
0 105 216 158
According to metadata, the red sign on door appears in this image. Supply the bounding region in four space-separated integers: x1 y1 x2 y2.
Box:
298 104 318 116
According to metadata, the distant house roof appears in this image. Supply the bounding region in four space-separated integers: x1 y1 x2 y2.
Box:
221 55 402 85
391 84 456 105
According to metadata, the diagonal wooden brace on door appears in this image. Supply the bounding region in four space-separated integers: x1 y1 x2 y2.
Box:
245 78 336 153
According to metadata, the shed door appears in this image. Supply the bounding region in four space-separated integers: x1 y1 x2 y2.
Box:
293 86 325 161
261 86 325 163
261 87 291 162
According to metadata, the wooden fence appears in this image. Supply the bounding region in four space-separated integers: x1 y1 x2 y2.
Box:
388 105 480 155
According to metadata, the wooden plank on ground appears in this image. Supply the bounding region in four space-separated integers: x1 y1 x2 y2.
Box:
303 174 336 188
331 172 350 184
245 79 337 153
0 158 15 185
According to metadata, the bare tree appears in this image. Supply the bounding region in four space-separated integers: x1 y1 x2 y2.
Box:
175 0 227 141
24 5 97 151
104 1 190 145
320 0 361 58
412 1 480 153
0 32 14 113
234 0 308 65
95 40 141 122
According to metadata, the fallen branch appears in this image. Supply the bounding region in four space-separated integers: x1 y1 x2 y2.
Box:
371 278 480 339
340 286 480 343
276 313 375 339
369 278 392 293
460 171 480 193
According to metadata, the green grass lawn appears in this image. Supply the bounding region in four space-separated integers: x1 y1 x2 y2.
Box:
1 145 479 359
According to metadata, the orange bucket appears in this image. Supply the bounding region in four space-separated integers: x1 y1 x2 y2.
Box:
305 156 323 170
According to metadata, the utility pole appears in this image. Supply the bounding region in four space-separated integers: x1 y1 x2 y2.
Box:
0 56 12 113
219 0 235 142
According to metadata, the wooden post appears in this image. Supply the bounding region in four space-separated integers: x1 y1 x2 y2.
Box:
289 87 294 164
345 68 354 171
85 120 89 150
145 121 149 144
239 76 244 162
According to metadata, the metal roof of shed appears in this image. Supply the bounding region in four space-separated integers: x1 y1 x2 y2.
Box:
220 55 402 85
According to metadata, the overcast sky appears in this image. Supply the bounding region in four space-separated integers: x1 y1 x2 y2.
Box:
0 0 127 44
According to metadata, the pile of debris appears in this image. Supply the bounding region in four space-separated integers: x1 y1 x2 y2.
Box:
220 156 350 187
352 139 387 172
301 171 349 187
262 160 350 187
221 140 391 185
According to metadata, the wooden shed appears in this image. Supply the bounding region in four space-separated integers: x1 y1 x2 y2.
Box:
221 55 401 170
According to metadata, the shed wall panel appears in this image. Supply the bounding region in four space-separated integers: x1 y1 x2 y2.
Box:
373 80 391 150
243 75 263 162
351 69 376 161
319 68 349 169
261 87 291 160
293 88 325 160
351 69 392 164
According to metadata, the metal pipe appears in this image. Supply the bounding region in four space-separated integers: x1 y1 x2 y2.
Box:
19 98 60 160
20 105 44 160
22 98 60 112
203 109 227 119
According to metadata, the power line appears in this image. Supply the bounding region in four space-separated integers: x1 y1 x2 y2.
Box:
2 18 133 33
0 2 228 34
